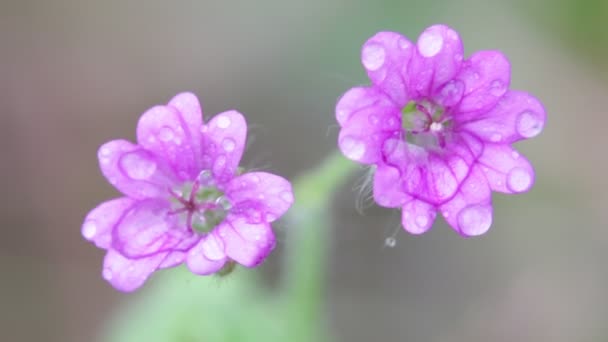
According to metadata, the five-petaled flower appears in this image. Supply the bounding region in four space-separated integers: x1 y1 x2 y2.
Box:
336 25 545 236
82 93 294 291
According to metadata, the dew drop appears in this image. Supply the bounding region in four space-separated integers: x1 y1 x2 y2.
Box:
203 235 225 261
384 237 396 248
454 53 463 62
100 147 111 157
340 136 366 161
102 268 113 281
517 111 543 138
457 204 492 236
490 133 502 142
369 115 380 125
511 151 520 159
415 215 429 229
120 151 157 180
280 191 294 203
213 155 227 174
200 125 209 133
489 80 506 97
216 115 231 129
507 167 532 193
362 43 386 71
266 213 277 221
222 138 236 152
159 126 175 142
82 220 97 239
417 31 443 57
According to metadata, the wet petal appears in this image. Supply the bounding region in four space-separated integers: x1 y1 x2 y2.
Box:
112 199 197 258
98 140 172 199
335 86 394 126
361 32 414 105
217 216 275 267
478 144 535 193
453 51 510 113
202 111 247 184
439 165 493 237
137 101 202 181
226 172 293 223
459 91 546 144
82 197 136 249
158 251 187 269
373 164 411 208
401 199 436 234
186 233 227 275
102 249 167 292
408 25 464 98
338 94 399 164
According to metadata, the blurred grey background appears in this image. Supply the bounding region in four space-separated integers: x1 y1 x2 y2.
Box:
1 0 607 341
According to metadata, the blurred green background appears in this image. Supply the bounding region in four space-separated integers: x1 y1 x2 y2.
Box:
1 0 608 341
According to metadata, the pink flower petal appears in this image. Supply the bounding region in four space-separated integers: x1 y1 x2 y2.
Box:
401 199 436 234
186 233 227 275
459 91 546 144
439 165 493 236
112 199 197 258
452 51 510 114
217 216 275 267
335 87 394 127
478 144 535 193
201 110 247 184
361 32 414 106
226 172 293 223
82 197 135 249
136 102 202 181
98 140 173 199
408 25 464 98
102 249 167 292
373 164 411 208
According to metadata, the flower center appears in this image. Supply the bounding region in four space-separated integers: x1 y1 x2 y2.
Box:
401 100 452 149
168 170 231 234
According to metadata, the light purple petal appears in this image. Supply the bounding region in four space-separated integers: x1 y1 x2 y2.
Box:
98 140 173 199
217 216 275 267
459 91 546 144
408 25 464 98
112 199 197 258
373 164 411 208
82 197 136 249
335 87 395 127
186 233 227 275
226 172 293 223
478 144 535 193
201 110 247 184
401 199 436 234
381 132 483 205
102 249 167 292
439 165 493 236
137 101 203 181
453 51 510 113
158 251 187 269
361 32 414 106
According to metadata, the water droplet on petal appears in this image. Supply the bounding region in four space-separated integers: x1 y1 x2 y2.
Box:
202 235 225 261
120 151 157 180
280 191 294 203
489 80 506 97
216 115 231 129
517 111 543 138
362 43 386 71
490 133 502 142
102 268 113 281
159 126 175 142
454 53 463 62
417 31 443 57
369 115 380 125
457 204 492 236
507 167 532 193
213 155 227 174
200 125 209 133
222 138 236 152
266 213 277 221
398 38 411 50
82 220 97 239
100 147 111 157
384 237 396 248
415 215 429 229
340 136 366 161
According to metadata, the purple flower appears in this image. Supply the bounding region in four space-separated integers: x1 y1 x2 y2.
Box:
82 93 294 291
336 25 545 237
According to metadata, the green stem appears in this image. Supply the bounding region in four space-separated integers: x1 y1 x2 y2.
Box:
283 151 357 342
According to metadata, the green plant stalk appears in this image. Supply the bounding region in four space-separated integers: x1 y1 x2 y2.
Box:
283 151 357 342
